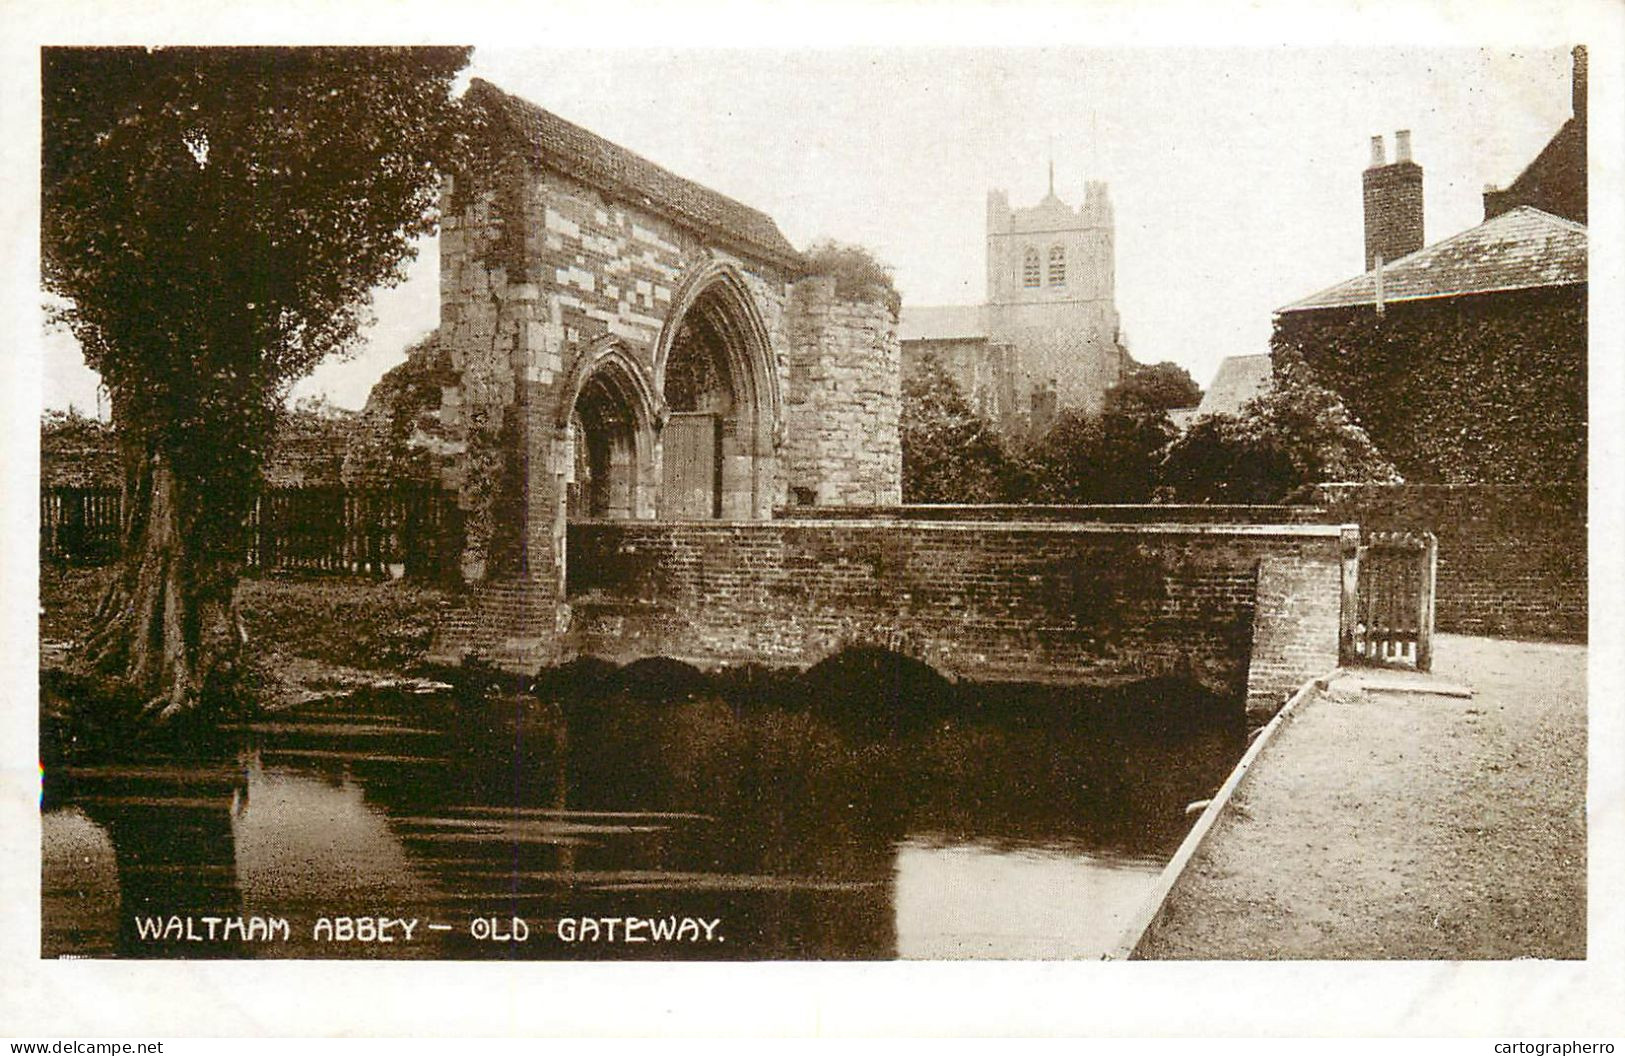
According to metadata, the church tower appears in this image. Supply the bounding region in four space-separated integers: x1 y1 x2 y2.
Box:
984 173 1123 426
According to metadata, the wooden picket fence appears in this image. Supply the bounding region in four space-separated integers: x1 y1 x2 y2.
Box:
1348 529 1437 670
40 487 124 566
42 483 464 581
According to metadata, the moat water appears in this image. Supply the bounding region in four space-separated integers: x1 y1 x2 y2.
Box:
41 663 1243 960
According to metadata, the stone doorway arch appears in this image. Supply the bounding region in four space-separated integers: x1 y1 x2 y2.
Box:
556 338 662 523
653 263 781 520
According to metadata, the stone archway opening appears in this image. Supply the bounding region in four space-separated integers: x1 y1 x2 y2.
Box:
655 270 779 520
569 377 636 521
559 343 660 524
662 312 732 519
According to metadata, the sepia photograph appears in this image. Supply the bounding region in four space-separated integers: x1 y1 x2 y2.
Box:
5 0 1622 1040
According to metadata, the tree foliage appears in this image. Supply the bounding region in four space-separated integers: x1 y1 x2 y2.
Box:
1160 351 1399 503
42 46 470 721
1158 414 1300 503
1104 360 1202 417
1021 408 1172 503
901 358 1014 503
802 240 903 318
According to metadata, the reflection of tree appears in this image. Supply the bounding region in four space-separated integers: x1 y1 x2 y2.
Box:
73 765 247 958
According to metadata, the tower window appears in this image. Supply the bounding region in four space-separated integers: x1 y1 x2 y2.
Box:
1048 245 1066 286
1023 248 1040 288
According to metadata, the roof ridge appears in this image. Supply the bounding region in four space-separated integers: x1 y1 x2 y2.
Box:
1504 203 1589 233
463 78 802 269
1279 204 1587 313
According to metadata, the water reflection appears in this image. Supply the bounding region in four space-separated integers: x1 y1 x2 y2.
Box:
42 668 1242 960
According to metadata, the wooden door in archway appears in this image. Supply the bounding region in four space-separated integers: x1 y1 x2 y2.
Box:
662 412 722 519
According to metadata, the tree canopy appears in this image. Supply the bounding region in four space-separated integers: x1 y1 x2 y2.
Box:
1161 351 1399 503
42 46 470 721
901 357 1014 503
44 47 469 457
1021 407 1172 504
1105 360 1202 417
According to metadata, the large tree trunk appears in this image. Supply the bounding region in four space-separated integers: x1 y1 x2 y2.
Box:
83 445 246 724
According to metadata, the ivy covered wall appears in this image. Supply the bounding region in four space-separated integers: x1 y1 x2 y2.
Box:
1271 285 1585 485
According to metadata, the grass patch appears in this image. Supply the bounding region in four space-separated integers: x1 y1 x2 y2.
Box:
40 564 460 674
236 573 458 671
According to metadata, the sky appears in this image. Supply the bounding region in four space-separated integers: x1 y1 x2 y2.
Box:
39 45 1577 416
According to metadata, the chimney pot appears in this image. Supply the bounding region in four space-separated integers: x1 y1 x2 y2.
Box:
1369 135 1386 168
1362 134 1424 270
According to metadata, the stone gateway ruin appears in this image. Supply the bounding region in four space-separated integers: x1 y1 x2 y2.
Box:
405 79 1349 718
418 80 901 661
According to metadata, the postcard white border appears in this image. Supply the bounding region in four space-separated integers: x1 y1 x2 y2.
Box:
3 0 1622 1037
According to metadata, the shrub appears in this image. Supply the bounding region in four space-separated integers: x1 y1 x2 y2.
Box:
1020 408 1173 503
802 240 902 317
901 357 1017 502
1159 413 1300 503
1160 351 1398 502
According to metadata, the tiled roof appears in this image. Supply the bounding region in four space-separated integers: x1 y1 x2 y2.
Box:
1280 206 1586 313
1196 354 1272 418
898 304 988 342
466 79 802 270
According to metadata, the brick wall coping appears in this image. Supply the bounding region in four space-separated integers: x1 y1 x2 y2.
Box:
776 503 1328 524
573 517 1356 539
1313 482 1584 493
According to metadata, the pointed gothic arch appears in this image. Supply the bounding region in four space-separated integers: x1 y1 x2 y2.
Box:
652 261 781 519
556 336 663 521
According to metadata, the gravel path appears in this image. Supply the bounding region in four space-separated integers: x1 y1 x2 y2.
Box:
1136 634 1586 959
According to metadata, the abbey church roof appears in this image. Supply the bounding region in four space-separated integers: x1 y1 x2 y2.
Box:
898 305 989 342
465 78 803 271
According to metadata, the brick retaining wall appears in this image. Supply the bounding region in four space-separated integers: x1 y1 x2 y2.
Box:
564 519 1348 718
1314 483 1585 641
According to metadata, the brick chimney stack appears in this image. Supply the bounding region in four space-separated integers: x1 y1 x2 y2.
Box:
1362 131 1424 271
1572 44 1587 121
